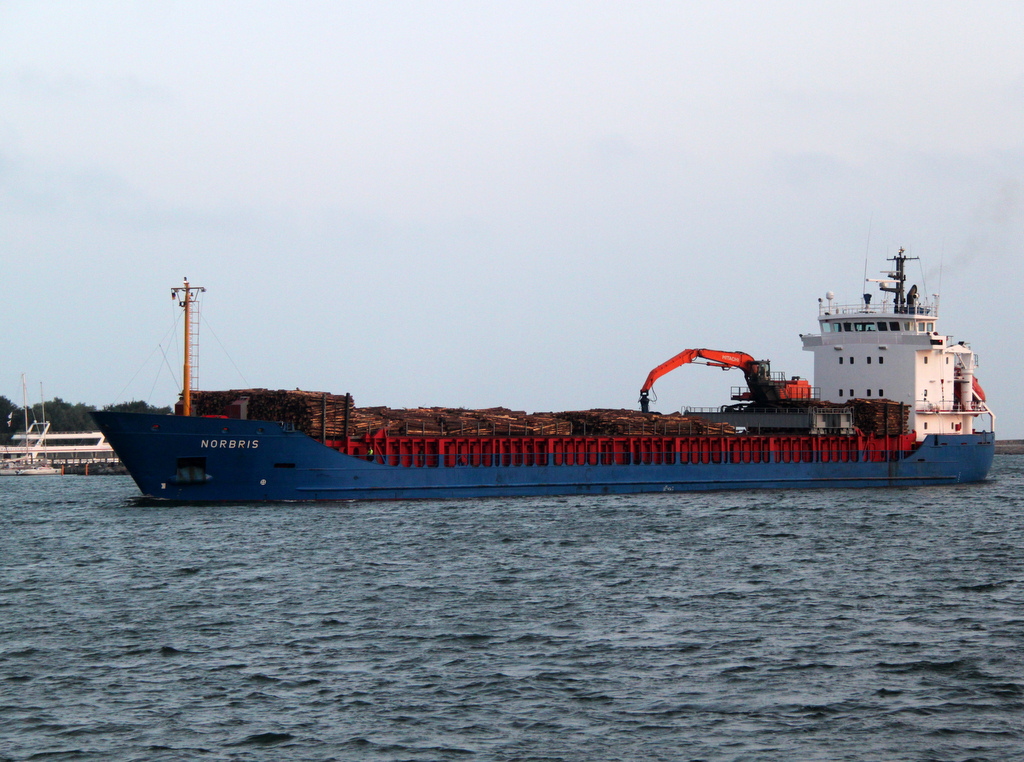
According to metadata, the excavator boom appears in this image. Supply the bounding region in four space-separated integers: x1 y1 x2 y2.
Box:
639 348 757 395
638 347 813 412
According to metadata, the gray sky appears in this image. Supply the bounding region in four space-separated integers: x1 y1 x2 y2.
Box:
3 1 1022 436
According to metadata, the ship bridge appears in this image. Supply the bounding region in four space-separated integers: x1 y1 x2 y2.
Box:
800 249 992 441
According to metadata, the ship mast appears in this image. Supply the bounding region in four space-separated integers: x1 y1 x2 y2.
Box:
171 278 205 416
878 247 919 313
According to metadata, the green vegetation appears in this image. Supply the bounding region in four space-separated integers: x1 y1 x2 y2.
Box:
0 396 15 442
0 395 171 443
103 400 174 415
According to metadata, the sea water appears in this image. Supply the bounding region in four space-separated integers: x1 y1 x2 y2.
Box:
2 458 1022 761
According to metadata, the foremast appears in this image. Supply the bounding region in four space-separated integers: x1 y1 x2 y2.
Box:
172 278 205 416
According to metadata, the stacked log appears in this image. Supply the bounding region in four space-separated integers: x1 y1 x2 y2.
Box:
187 389 733 438
848 398 909 435
351 406 573 437
548 409 734 436
189 389 354 438
776 397 909 435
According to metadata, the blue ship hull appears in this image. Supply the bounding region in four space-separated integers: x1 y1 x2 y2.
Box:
92 411 995 502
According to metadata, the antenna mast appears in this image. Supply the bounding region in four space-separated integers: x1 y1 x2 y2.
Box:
171 278 206 416
877 247 919 313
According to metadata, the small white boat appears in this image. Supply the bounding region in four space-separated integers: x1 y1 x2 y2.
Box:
1 375 61 476
4 462 60 476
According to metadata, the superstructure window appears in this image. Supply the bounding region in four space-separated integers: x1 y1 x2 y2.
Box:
890 322 900 331
850 357 855 364
839 357 844 364
879 389 884 396
877 321 888 331
844 322 852 332
879 356 884 364
867 389 872 396
867 357 872 364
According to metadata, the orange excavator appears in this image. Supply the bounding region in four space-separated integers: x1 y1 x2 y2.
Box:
638 348 814 413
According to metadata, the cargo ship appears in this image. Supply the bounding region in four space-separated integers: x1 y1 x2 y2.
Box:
92 251 994 501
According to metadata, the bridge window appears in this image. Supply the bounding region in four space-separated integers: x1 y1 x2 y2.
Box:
844 322 852 331
877 321 888 331
890 322 901 331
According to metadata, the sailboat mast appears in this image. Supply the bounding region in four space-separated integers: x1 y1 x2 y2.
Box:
171 278 206 416
21 374 29 456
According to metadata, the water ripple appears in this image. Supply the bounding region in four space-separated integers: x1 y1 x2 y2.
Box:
2 465 1023 761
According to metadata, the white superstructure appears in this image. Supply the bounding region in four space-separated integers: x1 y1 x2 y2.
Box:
801 250 993 441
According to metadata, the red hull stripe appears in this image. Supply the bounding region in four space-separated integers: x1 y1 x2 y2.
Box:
324 433 919 468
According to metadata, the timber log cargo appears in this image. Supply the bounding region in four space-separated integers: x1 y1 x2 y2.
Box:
186 389 737 438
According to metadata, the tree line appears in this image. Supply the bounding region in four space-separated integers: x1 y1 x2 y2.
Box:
0 397 171 443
